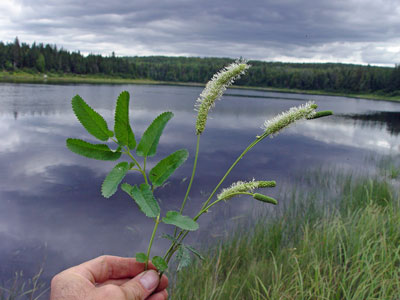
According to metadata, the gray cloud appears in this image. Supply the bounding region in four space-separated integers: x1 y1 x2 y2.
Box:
0 0 400 65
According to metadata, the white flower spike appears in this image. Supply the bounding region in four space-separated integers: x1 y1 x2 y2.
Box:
261 101 317 137
195 59 250 135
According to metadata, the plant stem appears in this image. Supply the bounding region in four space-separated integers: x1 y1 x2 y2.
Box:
145 215 160 270
125 150 149 184
164 134 270 262
173 135 201 238
199 138 260 212
180 135 201 214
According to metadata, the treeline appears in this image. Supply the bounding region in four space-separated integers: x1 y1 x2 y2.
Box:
1 38 399 95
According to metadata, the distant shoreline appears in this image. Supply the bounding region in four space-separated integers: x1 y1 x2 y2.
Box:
1 70 399 102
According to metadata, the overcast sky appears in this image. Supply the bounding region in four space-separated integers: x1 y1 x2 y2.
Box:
0 0 399 66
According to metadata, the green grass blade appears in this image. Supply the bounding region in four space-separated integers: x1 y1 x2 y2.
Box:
162 211 199 231
121 183 160 218
66 138 121 160
114 91 136 149
101 162 130 198
71 95 113 141
136 112 173 157
149 149 189 187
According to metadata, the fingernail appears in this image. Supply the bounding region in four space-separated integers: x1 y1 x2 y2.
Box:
140 270 159 290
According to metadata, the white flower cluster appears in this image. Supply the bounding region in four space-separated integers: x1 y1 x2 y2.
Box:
195 59 250 135
217 179 276 201
261 101 317 137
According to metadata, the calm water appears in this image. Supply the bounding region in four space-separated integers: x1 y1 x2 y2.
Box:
0 83 399 286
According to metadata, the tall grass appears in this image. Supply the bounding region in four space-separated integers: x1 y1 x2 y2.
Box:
170 172 400 299
0 268 48 300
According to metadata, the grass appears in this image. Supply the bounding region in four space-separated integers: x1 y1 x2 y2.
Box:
1 70 400 102
0 268 48 300
170 170 400 299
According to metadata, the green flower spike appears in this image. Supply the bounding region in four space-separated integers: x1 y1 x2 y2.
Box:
217 179 276 201
195 59 250 135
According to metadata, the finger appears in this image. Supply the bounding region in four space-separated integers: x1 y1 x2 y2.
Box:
120 270 160 300
70 255 146 284
147 290 168 300
154 274 168 293
96 278 131 287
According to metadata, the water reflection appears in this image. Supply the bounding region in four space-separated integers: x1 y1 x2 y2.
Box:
343 111 400 136
0 83 399 286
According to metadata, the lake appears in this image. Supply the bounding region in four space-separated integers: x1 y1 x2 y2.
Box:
0 82 399 287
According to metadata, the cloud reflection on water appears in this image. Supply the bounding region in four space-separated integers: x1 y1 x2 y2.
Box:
0 83 399 284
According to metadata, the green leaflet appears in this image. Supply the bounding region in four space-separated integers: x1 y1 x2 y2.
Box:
136 112 173 157
162 211 199 231
152 256 168 272
161 234 204 260
66 138 121 161
184 244 204 260
101 162 130 198
150 149 189 187
135 252 148 263
121 183 160 218
71 95 113 141
177 246 191 271
114 91 136 149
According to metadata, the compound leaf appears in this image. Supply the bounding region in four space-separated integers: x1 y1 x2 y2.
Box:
162 211 199 231
114 91 136 149
66 138 121 160
122 183 160 218
71 95 113 141
184 245 204 260
136 112 173 157
101 162 130 198
177 246 191 271
152 256 168 272
149 149 189 187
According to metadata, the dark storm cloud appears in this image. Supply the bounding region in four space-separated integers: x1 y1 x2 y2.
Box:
1 0 400 65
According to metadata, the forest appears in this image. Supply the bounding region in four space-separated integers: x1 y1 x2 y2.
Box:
1 38 399 95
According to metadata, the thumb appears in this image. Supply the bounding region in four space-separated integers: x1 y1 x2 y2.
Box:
120 270 160 300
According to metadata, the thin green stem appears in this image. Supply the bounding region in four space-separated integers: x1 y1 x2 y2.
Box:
125 151 148 184
173 135 201 238
199 138 260 212
180 135 201 213
164 134 269 262
197 192 254 217
143 156 147 172
145 215 160 270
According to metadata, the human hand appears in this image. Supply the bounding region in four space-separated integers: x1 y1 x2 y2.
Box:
50 255 168 300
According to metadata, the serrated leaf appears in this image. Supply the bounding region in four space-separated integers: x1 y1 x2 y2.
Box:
71 95 113 141
122 183 160 218
184 245 204 260
162 211 199 231
152 256 168 272
149 149 189 187
66 138 121 160
177 246 191 271
101 162 130 198
136 112 173 157
114 91 136 149
135 252 148 263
